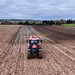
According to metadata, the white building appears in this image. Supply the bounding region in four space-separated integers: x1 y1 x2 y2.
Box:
0 22 1 24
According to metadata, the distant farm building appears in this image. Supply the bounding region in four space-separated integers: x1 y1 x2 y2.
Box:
1 20 12 24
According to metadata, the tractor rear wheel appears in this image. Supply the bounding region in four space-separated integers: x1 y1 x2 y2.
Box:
39 51 42 59
27 52 31 59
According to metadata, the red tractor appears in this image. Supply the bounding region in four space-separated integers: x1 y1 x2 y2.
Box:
26 35 42 59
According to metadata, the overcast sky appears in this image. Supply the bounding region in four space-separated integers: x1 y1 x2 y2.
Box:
0 0 75 20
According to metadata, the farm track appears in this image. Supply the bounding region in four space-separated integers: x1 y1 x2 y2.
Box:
0 25 75 75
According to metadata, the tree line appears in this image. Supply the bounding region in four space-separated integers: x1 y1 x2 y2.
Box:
0 19 75 25
18 19 75 25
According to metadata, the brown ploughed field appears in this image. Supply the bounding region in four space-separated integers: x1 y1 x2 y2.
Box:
0 25 75 75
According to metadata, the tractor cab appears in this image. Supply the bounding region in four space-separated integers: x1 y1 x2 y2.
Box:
28 40 38 49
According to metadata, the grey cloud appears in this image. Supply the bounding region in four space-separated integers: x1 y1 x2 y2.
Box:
0 0 75 20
